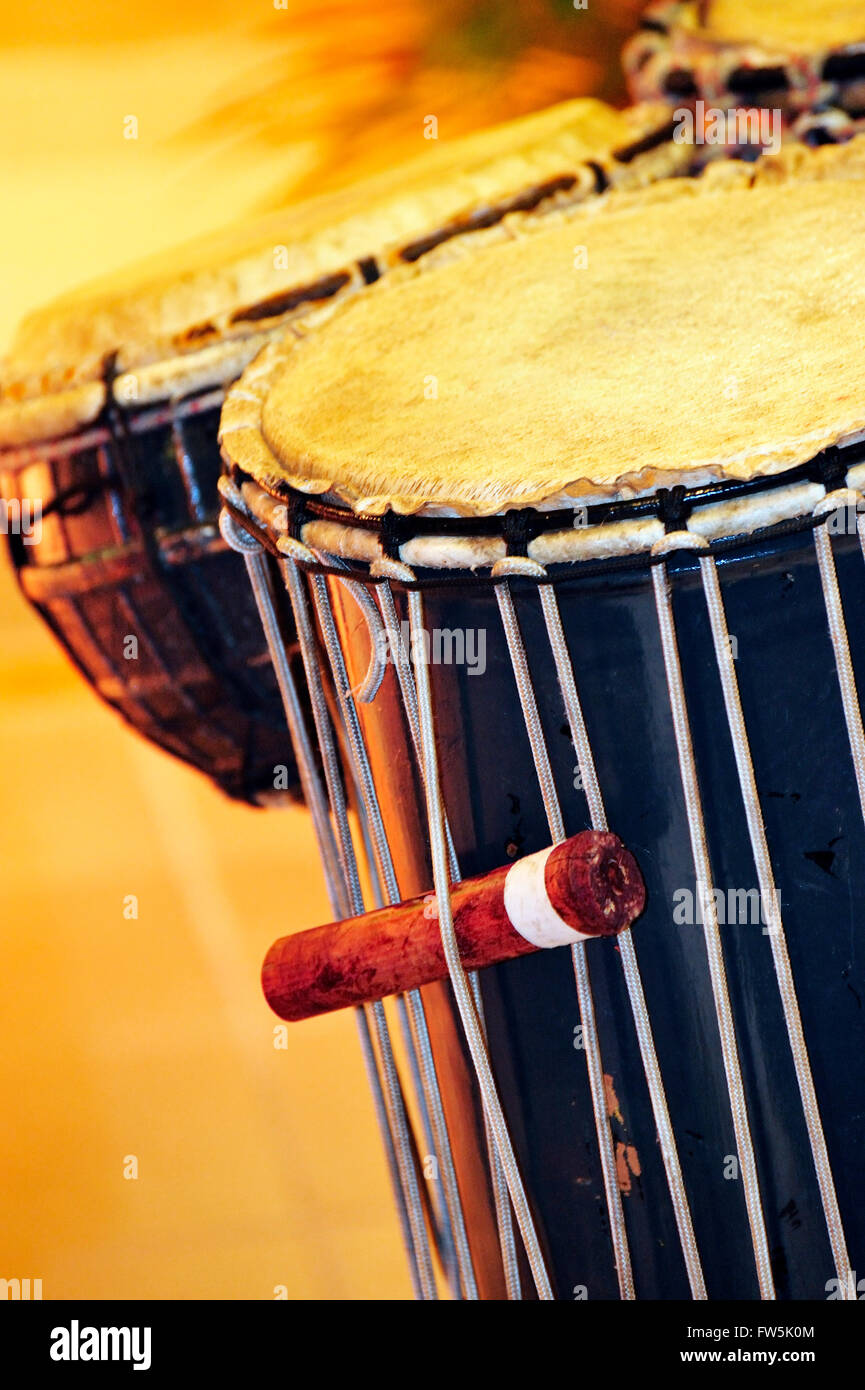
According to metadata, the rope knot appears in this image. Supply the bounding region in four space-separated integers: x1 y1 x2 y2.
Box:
380 510 414 560
503 507 542 556
657 485 691 534
814 446 849 496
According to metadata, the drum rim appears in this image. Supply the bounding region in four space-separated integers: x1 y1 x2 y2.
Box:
0 386 231 576
0 385 227 472
228 437 865 541
223 432 865 580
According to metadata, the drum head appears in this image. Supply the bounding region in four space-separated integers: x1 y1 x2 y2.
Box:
221 136 865 519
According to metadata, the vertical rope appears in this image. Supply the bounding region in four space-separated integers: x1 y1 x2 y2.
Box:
517 564 705 1300
492 566 634 1300
219 504 432 1295
651 546 775 1300
401 577 554 1298
317 562 461 1287
815 517 865 826
218 513 342 907
277 539 437 1300
373 562 522 1299
306 559 479 1301
700 551 852 1297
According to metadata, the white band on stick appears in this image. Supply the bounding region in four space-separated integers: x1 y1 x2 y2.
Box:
503 846 585 949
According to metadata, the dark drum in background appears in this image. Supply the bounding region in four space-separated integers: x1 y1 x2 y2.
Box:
0 391 298 803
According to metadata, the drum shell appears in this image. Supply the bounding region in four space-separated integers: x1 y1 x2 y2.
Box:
329 521 865 1299
1 397 300 802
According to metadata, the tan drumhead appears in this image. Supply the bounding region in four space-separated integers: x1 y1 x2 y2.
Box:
698 1 865 54
0 99 678 449
220 136 865 517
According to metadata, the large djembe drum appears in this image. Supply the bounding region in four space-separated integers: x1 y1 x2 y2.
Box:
219 135 865 1299
625 1 865 150
0 99 678 802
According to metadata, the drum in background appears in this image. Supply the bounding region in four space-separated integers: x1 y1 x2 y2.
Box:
1 390 298 802
0 99 681 802
624 1 865 157
219 137 865 1298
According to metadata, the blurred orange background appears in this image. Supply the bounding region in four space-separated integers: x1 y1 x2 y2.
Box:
0 0 641 1299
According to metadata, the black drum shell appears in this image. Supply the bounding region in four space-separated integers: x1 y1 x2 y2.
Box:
330 517 865 1299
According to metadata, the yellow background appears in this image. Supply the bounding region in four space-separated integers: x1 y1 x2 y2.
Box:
0 1 633 1299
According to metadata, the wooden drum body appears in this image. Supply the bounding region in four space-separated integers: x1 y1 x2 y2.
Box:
1 393 298 801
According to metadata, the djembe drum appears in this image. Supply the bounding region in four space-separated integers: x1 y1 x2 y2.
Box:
0 98 679 802
219 133 865 1301
625 1 865 152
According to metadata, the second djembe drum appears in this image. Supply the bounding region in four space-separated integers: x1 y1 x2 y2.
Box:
220 136 865 1300
625 1 865 150
0 99 679 801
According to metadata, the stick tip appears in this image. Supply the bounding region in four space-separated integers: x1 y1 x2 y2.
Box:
546 830 646 938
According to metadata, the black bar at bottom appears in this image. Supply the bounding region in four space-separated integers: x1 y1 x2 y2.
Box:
2 1296 859 1376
